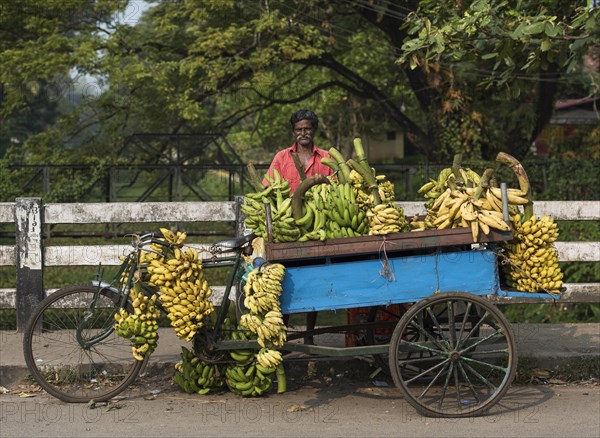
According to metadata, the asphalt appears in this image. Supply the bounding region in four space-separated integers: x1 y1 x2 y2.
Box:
1 323 599 389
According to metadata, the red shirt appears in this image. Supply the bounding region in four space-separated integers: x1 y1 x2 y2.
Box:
263 143 333 194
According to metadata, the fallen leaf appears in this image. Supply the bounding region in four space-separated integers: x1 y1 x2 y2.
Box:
287 404 311 413
531 368 552 379
18 393 36 398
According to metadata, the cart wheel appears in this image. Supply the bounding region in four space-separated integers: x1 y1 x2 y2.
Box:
389 292 516 418
367 303 480 377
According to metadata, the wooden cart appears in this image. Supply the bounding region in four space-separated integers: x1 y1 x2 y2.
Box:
216 225 558 417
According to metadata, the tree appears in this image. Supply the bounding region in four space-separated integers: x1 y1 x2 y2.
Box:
2 0 598 166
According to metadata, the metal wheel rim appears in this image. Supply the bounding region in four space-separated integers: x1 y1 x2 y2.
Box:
23 285 144 403
389 292 516 418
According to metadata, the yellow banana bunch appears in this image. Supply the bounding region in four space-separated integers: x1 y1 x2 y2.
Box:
256 348 283 369
377 178 396 205
417 167 481 209
239 263 287 349
367 203 409 235
500 213 563 293
420 184 514 242
173 346 223 395
349 169 395 210
349 169 371 210
113 286 161 361
139 230 214 342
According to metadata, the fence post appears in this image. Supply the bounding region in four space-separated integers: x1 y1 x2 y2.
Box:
15 197 44 332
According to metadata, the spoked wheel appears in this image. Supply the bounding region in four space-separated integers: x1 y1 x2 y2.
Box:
389 292 516 418
23 285 145 403
367 303 480 378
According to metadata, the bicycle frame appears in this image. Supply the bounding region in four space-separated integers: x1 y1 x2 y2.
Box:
76 232 252 350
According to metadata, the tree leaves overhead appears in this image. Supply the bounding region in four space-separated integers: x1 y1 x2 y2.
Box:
1 0 598 165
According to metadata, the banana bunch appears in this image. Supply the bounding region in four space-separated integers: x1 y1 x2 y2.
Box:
417 167 481 209
140 229 214 342
113 286 161 360
239 263 287 348
173 346 223 395
221 319 277 397
323 182 368 238
225 359 276 397
256 348 283 369
158 228 188 246
242 170 300 243
295 182 330 242
367 203 409 235
420 184 517 241
348 169 394 210
501 213 564 293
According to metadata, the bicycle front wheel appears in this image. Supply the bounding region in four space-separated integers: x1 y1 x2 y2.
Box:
23 285 145 403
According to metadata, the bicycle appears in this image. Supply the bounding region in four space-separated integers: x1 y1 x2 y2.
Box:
22 231 256 403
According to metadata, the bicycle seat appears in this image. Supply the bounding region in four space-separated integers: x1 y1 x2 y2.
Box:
213 233 256 251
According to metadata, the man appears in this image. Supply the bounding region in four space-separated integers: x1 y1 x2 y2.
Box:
263 109 333 194
263 109 332 343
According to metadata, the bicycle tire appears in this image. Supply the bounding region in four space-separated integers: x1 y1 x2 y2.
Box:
23 285 145 403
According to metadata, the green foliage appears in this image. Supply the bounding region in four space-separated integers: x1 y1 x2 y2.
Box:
500 303 600 324
3 0 597 169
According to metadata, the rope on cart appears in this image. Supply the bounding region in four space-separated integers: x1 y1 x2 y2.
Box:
378 236 396 282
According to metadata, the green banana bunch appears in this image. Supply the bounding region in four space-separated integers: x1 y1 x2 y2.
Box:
367 203 409 235
501 213 563 293
323 182 368 239
114 286 161 360
136 230 214 342
225 360 275 397
173 346 223 395
220 319 278 397
242 170 300 243
239 263 287 348
296 182 330 242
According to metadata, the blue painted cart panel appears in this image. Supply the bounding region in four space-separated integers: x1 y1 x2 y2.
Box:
280 249 499 314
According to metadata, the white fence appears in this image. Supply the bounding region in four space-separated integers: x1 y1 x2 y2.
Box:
0 198 598 330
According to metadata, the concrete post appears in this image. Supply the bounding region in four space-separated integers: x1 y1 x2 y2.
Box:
15 198 44 332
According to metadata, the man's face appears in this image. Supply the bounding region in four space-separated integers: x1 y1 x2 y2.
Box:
292 119 315 148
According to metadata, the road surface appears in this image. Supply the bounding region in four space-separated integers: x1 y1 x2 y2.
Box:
1 374 598 438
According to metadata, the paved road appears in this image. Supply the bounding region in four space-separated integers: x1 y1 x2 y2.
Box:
1 375 598 438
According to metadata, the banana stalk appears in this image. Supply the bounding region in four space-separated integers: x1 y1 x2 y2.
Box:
495 152 533 219
328 147 351 183
473 168 494 200
352 138 373 176
291 174 330 220
247 163 266 192
451 154 465 185
347 158 381 205
276 363 286 393
291 152 307 181
320 157 340 172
